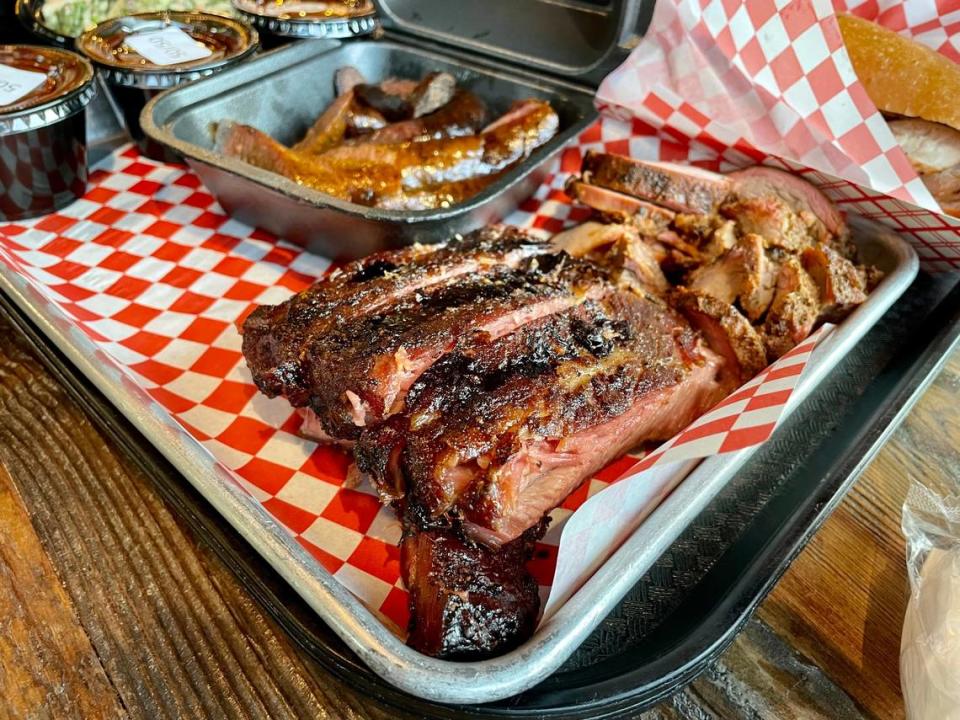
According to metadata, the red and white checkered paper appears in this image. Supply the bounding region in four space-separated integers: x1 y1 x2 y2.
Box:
592 0 960 270
541 326 830 618
0 138 833 636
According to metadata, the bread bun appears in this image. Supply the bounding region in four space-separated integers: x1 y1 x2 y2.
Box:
839 14 960 133
840 14 960 215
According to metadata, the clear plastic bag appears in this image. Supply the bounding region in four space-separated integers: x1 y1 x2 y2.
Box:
900 481 960 719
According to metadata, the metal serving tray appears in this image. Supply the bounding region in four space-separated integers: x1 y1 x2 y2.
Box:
0 210 918 705
5 264 958 718
141 39 598 258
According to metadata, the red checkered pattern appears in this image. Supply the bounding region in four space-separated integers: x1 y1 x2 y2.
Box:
596 0 931 207
617 327 829 477
594 0 960 232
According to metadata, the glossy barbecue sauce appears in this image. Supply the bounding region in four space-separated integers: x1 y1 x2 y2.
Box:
77 12 254 72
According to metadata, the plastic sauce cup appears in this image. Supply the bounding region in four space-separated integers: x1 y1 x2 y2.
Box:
0 44 95 221
77 11 258 161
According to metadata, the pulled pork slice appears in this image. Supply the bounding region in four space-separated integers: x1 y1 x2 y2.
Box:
727 166 847 243
762 257 821 361
671 287 769 386
550 222 670 295
564 178 676 232
401 518 542 659
672 213 736 263
573 154 849 251
355 290 728 547
686 233 779 322
719 194 818 252
801 243 869 322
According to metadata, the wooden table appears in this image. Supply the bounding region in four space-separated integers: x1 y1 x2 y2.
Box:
0 302 950 720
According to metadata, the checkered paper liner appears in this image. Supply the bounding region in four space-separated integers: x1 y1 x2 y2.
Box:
541 326 830 617
1 123 87 219
0 136 837 636
591 0 960 269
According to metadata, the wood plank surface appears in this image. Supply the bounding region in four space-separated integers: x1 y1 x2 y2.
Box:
0 312 397 720
0 462 125 720
0 300 938 719
760 352 960 719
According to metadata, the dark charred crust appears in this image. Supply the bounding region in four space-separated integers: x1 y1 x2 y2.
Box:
401 517 546 659
582 151 731 215
350 259 398 283
372 291 702 535
241 226 551 434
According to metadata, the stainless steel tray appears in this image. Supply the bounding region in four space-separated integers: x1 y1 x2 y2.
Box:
141 39 598 258
4 263 955 720
0 212 917 704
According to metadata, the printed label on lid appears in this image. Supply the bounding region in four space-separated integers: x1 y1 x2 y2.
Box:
124 27 213 66
0 64 47 107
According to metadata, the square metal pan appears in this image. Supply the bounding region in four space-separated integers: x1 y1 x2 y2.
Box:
0 214 917 704
141 39 598 258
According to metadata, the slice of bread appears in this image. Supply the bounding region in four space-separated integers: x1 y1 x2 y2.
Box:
839 13 960 133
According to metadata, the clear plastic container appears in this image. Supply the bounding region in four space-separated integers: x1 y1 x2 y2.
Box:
76 11 258 161
231 0 375 45
0 44 95 221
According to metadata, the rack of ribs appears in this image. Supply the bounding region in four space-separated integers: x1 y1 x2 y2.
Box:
242 225 736 658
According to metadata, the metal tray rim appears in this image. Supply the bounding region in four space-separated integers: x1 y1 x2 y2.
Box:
0 214 917 704
140 39 598 225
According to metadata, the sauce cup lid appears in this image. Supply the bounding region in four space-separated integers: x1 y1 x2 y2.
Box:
0 44 96 134
231 0 373 19
231 0 376 38
76 11 258 89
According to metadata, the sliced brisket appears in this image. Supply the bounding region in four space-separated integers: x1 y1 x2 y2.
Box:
581 152 733 214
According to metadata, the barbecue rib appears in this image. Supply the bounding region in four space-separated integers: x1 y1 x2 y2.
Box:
251 257 632 441
241 222 738 657
243 226 548 410
354 288 727 547
401 515 543 658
